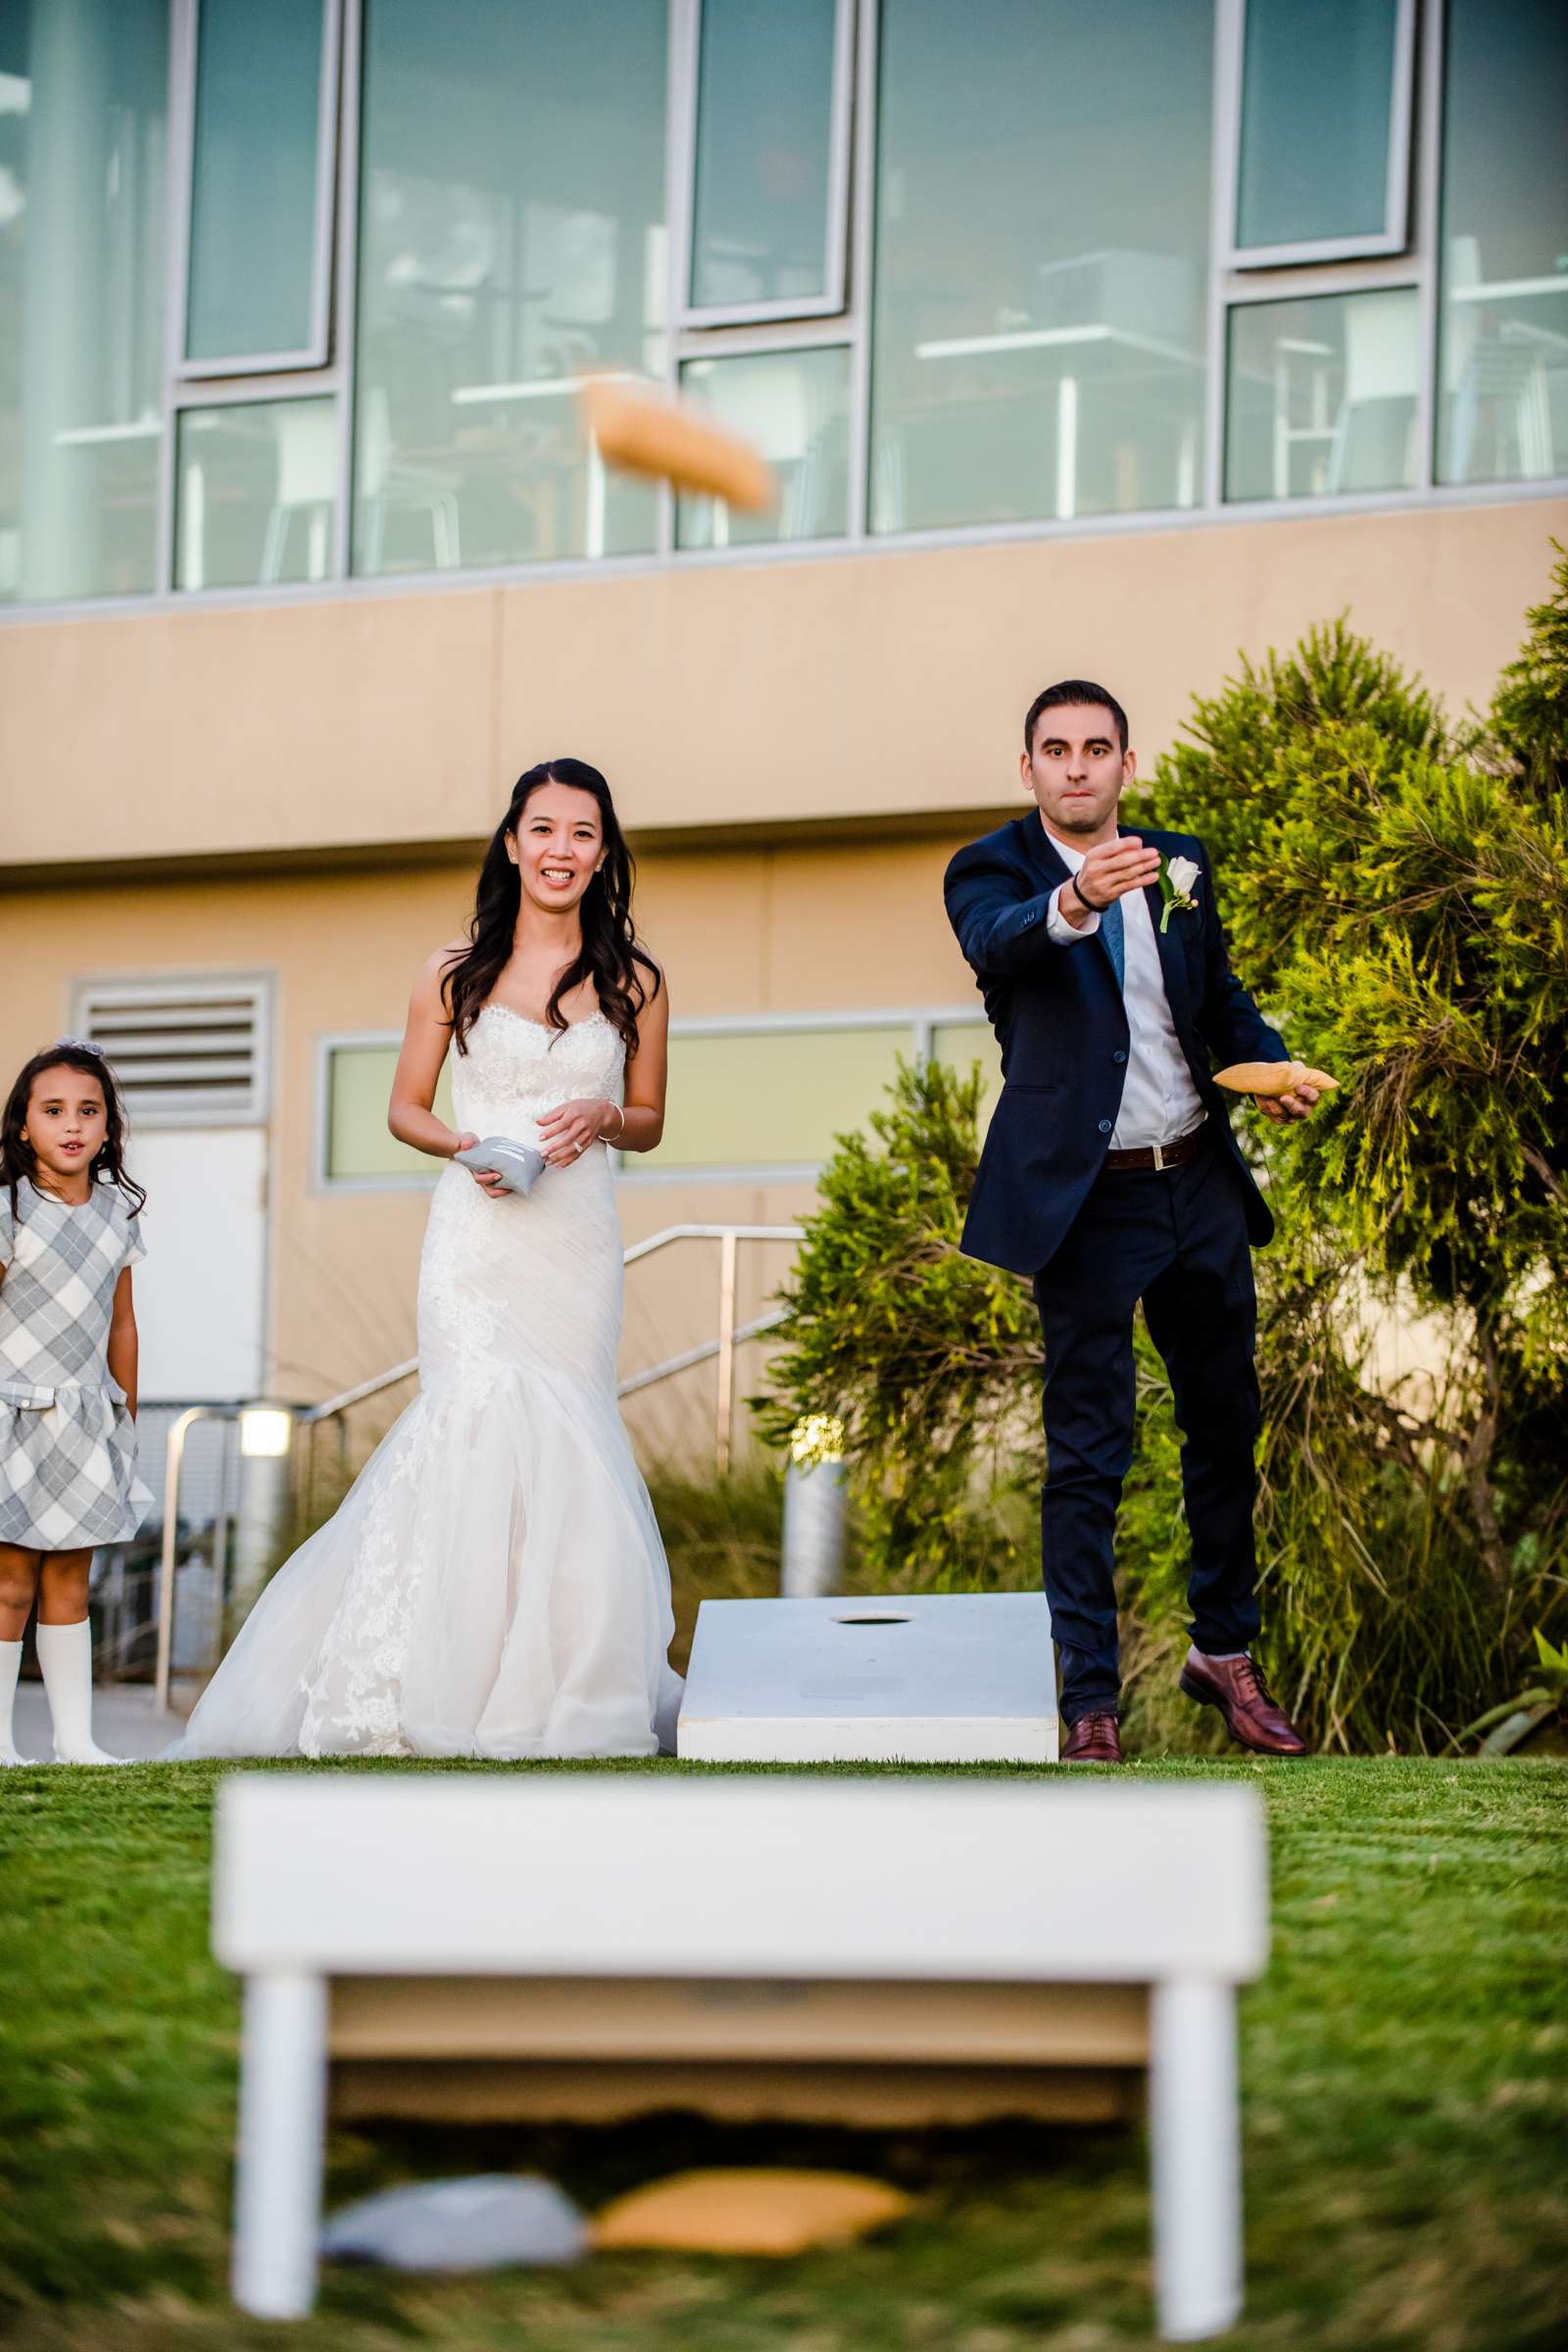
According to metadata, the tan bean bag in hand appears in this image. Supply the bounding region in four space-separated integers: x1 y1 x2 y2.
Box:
1211 1059 1338 1098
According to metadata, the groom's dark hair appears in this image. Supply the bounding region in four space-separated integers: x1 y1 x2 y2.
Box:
1025 679 1129 755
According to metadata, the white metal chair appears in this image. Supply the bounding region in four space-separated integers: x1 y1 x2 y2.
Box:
358 384 463 572
261 403 338 585
1441 234 1559 483
1326 289 1421 493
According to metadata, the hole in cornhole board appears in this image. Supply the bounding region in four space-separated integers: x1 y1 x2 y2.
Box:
833 1614 911 1628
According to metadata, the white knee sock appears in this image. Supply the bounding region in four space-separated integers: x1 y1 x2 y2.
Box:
35 1619 123 1765
1 1639 24 1764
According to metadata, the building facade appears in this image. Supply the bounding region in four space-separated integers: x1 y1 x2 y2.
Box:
2 0 1566 1450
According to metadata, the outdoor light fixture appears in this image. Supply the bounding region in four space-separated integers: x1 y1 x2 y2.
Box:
239 1407 293 1459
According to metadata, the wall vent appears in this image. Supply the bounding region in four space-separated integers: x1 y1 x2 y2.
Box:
72 977 270 1126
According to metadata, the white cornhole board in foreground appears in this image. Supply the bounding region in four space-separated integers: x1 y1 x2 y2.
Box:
677 1592 1057 1761
216 1775 1266 2341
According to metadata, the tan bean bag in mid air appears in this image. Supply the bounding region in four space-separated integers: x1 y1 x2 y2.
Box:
579 379 775 513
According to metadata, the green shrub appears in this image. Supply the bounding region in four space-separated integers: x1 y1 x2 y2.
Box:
754 1058 1042 1592
760 549 1568 1754
1135 547 1568 1593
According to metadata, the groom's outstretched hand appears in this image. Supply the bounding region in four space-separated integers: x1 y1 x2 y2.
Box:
1057 835 1163 928
1255 1084 1323 1124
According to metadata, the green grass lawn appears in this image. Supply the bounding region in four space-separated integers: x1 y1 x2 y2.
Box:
1 1755 1565 2352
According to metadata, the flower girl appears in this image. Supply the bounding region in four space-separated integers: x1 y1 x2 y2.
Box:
0 1044 151 1766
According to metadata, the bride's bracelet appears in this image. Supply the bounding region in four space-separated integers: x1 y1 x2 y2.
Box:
603 1101 626 1144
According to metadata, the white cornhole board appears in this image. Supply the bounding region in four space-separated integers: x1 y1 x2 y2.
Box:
216 1775 1267 2340
676 1592 1057 1763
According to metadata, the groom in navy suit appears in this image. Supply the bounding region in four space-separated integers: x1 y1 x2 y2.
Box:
945 681 1321 1763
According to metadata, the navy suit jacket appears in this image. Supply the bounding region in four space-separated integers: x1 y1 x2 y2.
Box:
943 814 1290 1279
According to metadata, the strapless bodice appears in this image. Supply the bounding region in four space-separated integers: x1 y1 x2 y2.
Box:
451 1004 625 1144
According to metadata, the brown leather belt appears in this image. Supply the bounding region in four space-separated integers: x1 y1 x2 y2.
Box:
1103 1127 1207 1173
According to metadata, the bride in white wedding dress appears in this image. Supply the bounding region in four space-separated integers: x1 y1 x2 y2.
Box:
175 759 683 1760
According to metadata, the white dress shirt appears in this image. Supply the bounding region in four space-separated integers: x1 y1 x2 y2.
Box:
1042 827 1207 1152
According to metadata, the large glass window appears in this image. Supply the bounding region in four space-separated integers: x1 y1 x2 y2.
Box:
677 346 852 547
354 0 667 576
184 0 334 370
324 1021 924 1184
928 1019 1000 1135
1438 0 1568 488
870 0 1211 535
175 399 338 590
687 0 849 320
1226 290 1421 503
0 0 168 605
647 1025 914 1170
323 1042 455 1184
1233 0 1410 261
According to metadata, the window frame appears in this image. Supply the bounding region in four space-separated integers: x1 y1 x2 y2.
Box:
1220 280 1426 504
673 334 858 550
1218 0 1418 271
314 1006 991 1194
314 1029 448 1195
172 0 344 380
155 0 359 595
672 0 858 330
628 1004 939 1185
1204 0 1439 509
171 388 342 593
1434 0 1568 490
661 0 875 560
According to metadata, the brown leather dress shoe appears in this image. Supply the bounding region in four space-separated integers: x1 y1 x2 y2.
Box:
1179 1647 1308 1756
1061 1710 1124 1763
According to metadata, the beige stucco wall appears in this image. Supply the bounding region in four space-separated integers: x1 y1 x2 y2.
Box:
0 836 977 1446
2 494 1558 1446
3 496 1563 874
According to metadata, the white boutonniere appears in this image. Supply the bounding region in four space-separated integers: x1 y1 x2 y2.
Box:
1157 853 1200 934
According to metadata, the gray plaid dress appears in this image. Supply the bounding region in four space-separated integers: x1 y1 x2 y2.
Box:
0 1178 153 1550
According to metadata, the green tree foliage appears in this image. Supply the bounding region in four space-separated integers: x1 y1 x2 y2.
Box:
1483 537 1568 794
760 550 1568 1752
755 1060 1042 1587
1136 554 1568 1588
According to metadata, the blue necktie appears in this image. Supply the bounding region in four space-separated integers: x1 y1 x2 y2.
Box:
1099 891 1126 992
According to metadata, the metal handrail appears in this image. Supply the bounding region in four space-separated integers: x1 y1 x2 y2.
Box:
615 1309 786 1399
299 1358 416 1422
300 1224 803 1428
155 1403 235 1715
155 1226 803 1711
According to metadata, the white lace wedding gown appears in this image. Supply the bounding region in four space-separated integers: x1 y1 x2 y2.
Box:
175 1005 683 1760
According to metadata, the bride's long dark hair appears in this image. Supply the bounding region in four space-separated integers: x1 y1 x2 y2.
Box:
442 759 662 1056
